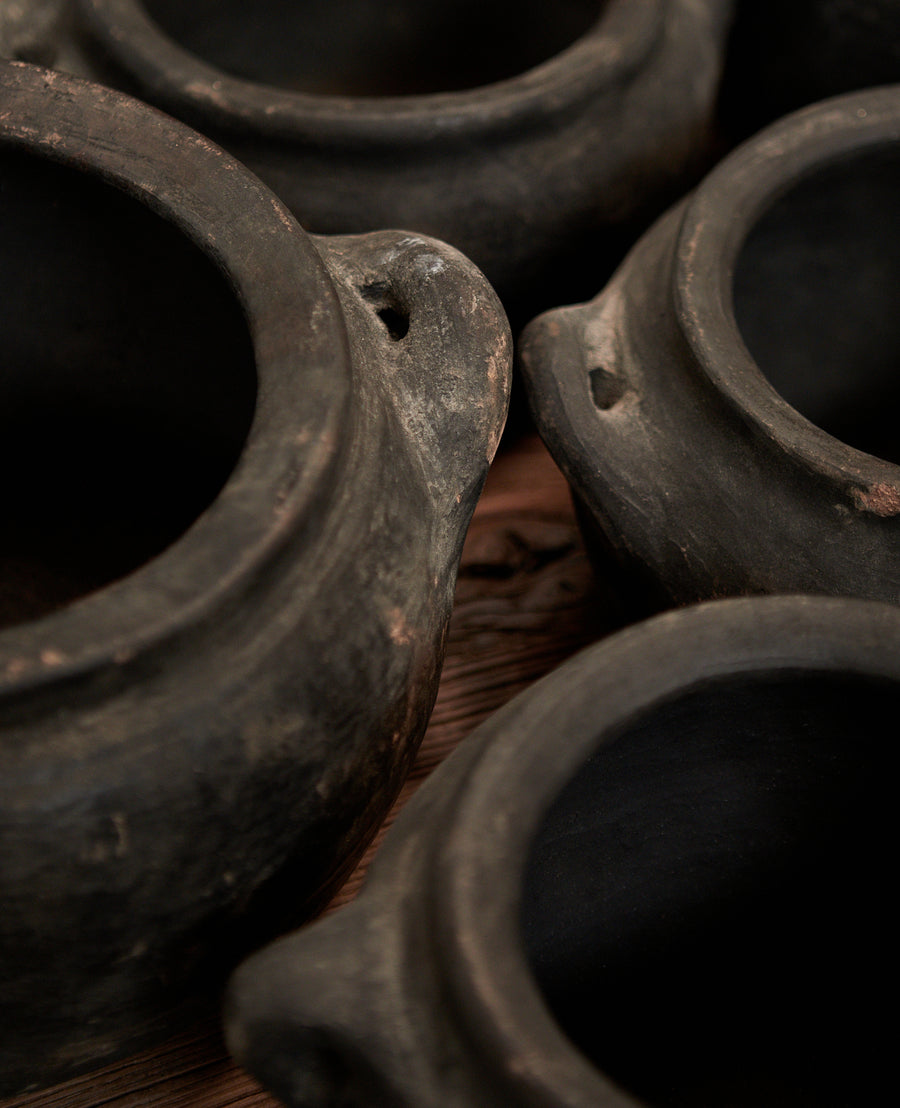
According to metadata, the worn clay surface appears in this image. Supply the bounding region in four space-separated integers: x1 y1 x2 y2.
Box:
520 87 900 612
0 60 510 1095
225 595 898 1107
0 432 613 1108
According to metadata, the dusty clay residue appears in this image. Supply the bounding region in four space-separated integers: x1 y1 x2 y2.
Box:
387 606 415 647
851 482 900 517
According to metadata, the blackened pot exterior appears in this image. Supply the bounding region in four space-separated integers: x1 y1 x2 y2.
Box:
520 87 900 613
2 0 736 318
226 594 898 1107
0 60 510 1094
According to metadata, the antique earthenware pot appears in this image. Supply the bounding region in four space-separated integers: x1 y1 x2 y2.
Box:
1 0 736 318
0 60 510 1094
227 594 894 1107
720 0 900 141
520 87 900 613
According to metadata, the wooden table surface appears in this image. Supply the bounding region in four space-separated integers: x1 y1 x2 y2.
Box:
4 429 619 1108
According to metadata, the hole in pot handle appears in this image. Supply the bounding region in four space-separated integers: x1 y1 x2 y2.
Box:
314 230 512 517
520 285 637 419
360 281 411 341
588 364 627 411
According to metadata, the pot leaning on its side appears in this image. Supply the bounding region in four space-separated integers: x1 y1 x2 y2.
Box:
1 0 736 318
0 59 510 1095
227 594 896 1107
520 86 900 614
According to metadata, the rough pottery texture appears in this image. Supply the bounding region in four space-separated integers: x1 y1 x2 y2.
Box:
0 60 511 1095
520 86 900 613
226 595 896 1107
1 0 736 319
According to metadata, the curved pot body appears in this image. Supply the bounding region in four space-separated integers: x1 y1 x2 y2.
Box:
520 87 900 612
0 60 510 1094
2 0 735 317
227 594 897 1107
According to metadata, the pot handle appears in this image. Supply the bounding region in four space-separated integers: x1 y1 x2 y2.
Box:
225 732 493 1107
518 284 641 469
225 883 453 1108
313 230 512 536
225 901 396 1107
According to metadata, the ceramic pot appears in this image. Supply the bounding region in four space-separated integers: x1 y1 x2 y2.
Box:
0 59 510 1094
719 0 900 141
227 594 895 1107
1 0 736 320
520 87 900 613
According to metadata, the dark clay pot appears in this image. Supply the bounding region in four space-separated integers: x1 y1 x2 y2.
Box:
520 87 900 613
720 0 900 141
2 0 736 318
0 59 510 1094
227 594 895 1107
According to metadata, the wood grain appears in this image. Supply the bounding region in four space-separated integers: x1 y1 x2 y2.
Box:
3 432 618 1108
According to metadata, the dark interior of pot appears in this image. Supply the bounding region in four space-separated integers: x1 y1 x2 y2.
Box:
521 671 893 1106
0 147 256 630
733 145 900 464
142 0 606 96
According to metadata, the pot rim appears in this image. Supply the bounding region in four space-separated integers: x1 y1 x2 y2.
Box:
77 0 664 144
674 85 900 493
430 594 900 1107
0 60 350 697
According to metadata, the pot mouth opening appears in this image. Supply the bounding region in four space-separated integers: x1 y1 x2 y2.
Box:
433 596 900 1107
141 0 608 98
675 89 900 487
0 62 349 692
522 668 893 1106
80 0 658 140
0 144 257 633
733 146 900 466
